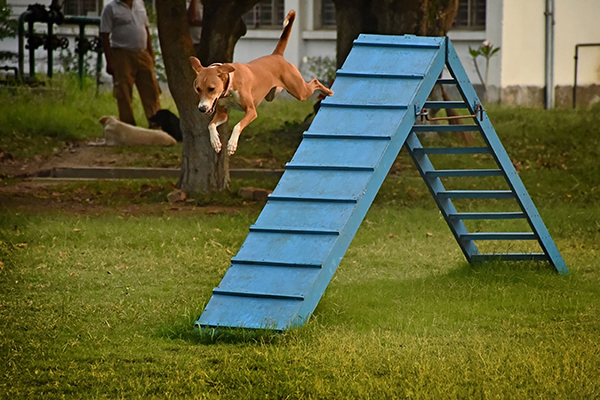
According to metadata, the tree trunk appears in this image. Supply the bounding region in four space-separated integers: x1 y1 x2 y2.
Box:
199 0 256 66
333 0 459 69
156 0 228 194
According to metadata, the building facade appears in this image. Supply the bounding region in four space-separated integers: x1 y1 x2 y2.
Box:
3 0 600 107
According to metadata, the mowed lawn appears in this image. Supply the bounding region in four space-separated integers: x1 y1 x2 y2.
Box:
1 83 600 398
1 200 599 399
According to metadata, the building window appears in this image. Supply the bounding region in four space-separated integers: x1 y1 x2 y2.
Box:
63 0 100 16
243 0 285 29
454 0 486 29
321 0 336 28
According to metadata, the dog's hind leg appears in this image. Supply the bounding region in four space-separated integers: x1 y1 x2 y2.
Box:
281 65 333 101
265 86 283 102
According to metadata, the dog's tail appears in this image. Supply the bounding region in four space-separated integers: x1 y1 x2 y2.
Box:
272 10 296 56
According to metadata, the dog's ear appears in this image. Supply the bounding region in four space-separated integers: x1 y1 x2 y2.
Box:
217 64 235 74
189 57 204 73
99 116 109 125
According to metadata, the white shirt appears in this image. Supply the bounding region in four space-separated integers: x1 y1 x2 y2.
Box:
100 0 149 52
186 0 203 45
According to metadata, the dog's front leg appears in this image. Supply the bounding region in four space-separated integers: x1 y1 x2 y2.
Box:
227 107 257 156
208 107 228 153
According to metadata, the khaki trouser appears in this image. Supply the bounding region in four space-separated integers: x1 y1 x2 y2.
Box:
111 48 161 126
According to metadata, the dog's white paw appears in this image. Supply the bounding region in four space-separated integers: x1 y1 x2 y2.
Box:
227 139 237 155
209 124 222 153
211 136 222 153
227 123 242 155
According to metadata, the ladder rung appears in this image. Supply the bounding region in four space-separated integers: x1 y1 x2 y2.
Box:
423 101 468 109
461 232 538 241
436 78 457 85
354 41 440 49
321 102 408 110
437 190 514 199
286 164 375 172
425 169 503 178
448 212 526 220
471 253 548 262
303 132 392 140
212 288 304 302
231 259 322 269
249 225 340 236
336 71 423 80
412 125 480 132
267 194 358 204
412 147 491 155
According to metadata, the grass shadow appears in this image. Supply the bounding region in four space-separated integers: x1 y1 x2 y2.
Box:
157 311 286 345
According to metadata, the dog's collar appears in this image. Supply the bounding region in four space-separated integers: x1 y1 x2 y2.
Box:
221 71 233 99
208 63 234 99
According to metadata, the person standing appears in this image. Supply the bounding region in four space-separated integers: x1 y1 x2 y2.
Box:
187 0 203 57
100 0 161 126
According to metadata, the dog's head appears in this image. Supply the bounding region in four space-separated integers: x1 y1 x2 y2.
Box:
149 109 183 142
99 115 117 127
189 57 235 115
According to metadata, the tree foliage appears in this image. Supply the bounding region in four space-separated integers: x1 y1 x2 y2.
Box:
0 0 17 61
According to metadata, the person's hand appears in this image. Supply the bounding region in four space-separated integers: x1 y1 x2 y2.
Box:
106 62 114 76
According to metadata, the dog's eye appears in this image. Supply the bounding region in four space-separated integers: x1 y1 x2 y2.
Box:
194 86 200 94
208 87 215 92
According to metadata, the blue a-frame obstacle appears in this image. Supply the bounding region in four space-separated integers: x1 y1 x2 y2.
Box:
196 35 568 331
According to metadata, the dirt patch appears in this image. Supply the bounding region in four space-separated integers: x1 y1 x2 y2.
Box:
0 141 167 179
0 139 287 179
0 179 251 216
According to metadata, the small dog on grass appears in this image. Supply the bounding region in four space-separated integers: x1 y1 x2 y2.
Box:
90 116 177 146
189 10 333 156
149 109 183 142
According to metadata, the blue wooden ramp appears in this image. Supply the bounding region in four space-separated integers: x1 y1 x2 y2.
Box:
196 35 567 331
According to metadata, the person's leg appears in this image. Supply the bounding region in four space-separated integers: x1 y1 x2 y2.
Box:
111 48 137 125
135 50 161 124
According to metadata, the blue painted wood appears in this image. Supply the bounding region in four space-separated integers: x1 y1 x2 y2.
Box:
471 253 548 262
197 35 445 330
461 232 538 241
425 169 503 177
444 40 568 274
290 137 388 169
412 147 491 155
336 71 424 80
405 131 480 262
448 212 526 220
196 35 568 331
437 190 515 199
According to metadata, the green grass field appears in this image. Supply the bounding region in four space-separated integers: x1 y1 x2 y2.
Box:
1 203 598 399
1 78 600 398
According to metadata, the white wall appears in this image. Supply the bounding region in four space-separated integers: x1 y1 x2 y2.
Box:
498 0 600 86
555 0 600 86
233 0 488 88
500 0 546 87
7 0 32 16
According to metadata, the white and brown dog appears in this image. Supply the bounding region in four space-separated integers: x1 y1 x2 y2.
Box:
91 116 177 146
189 10 334 155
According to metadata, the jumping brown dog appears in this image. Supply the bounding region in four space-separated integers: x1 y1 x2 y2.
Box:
189 10 334 155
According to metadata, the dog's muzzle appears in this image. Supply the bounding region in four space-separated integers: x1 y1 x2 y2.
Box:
198 99 217 115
